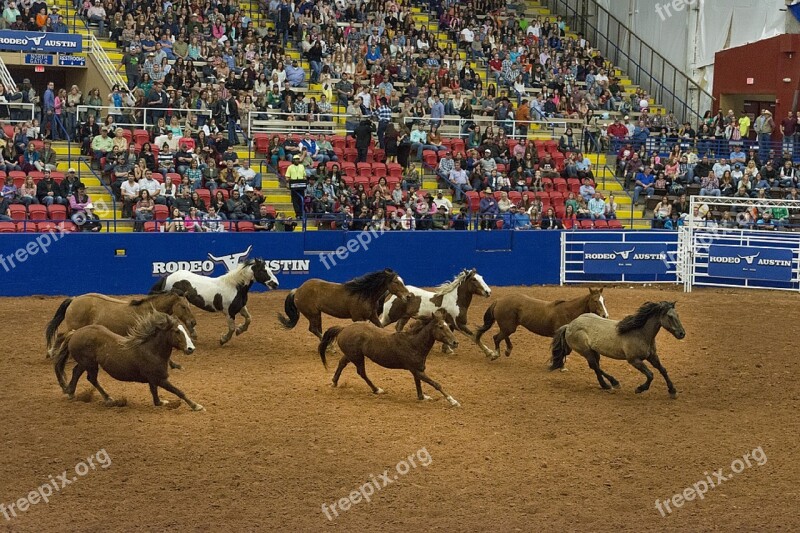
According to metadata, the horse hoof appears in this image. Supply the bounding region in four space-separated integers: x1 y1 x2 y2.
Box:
103 398 116 406
560 367 569 373
612 382 621 389
374 388 386 395
504 351 511 357
635 386 648 394
330 382 338 388
192 404 205 411
170 362 183 370
446 396 461 407
157 399 169 406
219 336 230 346
669 391 678 399
420 394 433 401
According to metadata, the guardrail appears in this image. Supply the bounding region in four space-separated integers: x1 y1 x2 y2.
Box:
76 105 213 130
0 102 36 125
83 34 134 100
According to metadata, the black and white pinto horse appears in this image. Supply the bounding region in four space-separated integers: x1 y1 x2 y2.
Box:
380 269 491 353
150 259 279 345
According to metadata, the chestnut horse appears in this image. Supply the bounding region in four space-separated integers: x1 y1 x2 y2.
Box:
45 290 198 369
53 312 204 410
318 310 461 406
550 301 685 398
278 268 413 339
475 287 609 360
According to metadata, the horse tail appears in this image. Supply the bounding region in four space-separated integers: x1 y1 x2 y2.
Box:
550 325 572 371
149 277 167 294
474 302 497 343
277 290 299 329
318 326 343 370
53 330 75 392
45 298 73 357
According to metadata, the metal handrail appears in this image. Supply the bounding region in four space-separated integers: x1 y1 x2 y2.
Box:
77 105 212 130
0 56 17 93
84 34 134 100
0 103 36 125
544 0 714 123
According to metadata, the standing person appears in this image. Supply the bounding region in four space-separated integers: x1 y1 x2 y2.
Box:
375 97 392 149
780 110 797 156
42 81 55 139
286 154 307 218
754 109 775 160
354 119 374 163
65 85 82 142
146 80 167 125
226 90 240 146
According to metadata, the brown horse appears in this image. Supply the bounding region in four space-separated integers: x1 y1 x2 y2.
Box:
475 287 609 360
45 291 198 363
318 310 461 406
53 312 203 410
278 268 413 339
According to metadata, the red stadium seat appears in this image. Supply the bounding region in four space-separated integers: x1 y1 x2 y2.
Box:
372 163 387 178
508 191 522 205
9 204 26 220
37 221 60 233
263 205 276 217
343 148 358 163
151 173 164 183
578 219 593 229
607 219 624 229
387 163 402 178
28 204 48 221
16 221 36 232
50 172 64 183
196 189 211 206
143 221 160 232
237 221 255 232
341 162 356 178
331 136 346 152
357 162 372 176
134 129 150 146
254 134 269 154
562 218 574 230
28 171 43 182
153 205 169 221
594 220 609 229
0 221 16 232
179 137 195 150
465 191 480 212
278 160 291 176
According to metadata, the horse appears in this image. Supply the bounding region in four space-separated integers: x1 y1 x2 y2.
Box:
44 291 198 369
278 268 413 339
150 258 279 345
318 309 461 406
379 269 492 353
550 301 685 398
53 311 204 410
475 287 609 360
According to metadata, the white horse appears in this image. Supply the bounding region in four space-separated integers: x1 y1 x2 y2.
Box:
379 269 491 352
150 259 279 345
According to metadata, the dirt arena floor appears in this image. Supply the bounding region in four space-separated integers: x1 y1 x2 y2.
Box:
1 285 798 532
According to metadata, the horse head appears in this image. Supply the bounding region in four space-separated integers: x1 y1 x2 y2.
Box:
588 287 609 318
250 259 279 289
660 301 685 340
463 268 491 298
431 309 458 350
387 271 413 302
163 314 196 355
170 295 199 340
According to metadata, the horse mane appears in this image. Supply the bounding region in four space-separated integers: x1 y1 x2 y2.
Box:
123 312 173 348
616 301 672 334
129 291 178 306
343 269 396 300
404 314 437 334
222 261 256 287
433 271 467 296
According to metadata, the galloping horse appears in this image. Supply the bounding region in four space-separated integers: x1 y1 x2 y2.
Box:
379 269 491 352
278 268 412 339
550 301 685 398
44 291 198 369
475 287 609 360
151 258 279 345
318 310 461 406
53 312 204 410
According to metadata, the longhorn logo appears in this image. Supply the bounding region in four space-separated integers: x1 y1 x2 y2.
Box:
207 245 253 271
27 34 45 46
737 252 760 265
614 247 636 260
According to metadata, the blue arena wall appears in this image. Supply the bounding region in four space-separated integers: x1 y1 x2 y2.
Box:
0 230 567 296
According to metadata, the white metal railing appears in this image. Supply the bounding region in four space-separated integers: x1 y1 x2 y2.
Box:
248 110 345 136
0 56 17 93
85 34 133 100
77 105 212 130
0 103 36 125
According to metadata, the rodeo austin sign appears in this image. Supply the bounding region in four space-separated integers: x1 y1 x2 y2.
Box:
151 246 310 275
0 31 83 52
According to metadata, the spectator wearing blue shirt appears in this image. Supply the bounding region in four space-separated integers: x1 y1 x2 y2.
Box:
285 60 306 87
42 81 55 133
429 95 445 128
510 204 531 229
578 178 595 203
365 45 382 67
479 187 499 230
633 167 655 205
587 193 606 221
